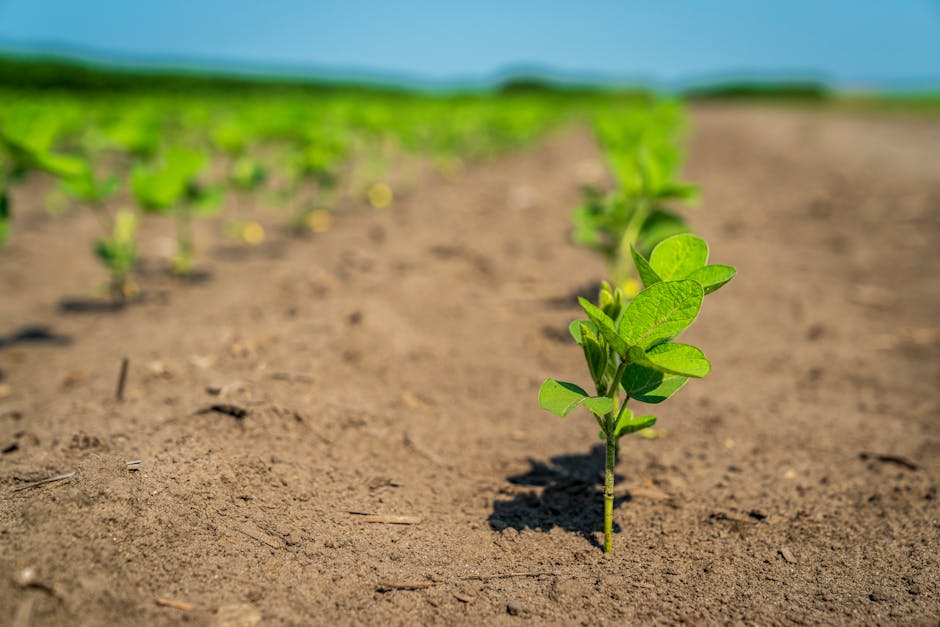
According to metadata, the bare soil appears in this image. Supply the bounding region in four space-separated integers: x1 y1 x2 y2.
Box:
1 105 939 625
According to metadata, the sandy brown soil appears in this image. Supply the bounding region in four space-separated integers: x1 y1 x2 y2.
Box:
1 105 939 625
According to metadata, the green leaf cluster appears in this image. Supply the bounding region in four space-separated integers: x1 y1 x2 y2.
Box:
631 233 736 295
132 146 208 213
94 209 137 278
540 233 734 432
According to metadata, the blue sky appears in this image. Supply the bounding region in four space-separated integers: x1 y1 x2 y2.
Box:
0 1 937 89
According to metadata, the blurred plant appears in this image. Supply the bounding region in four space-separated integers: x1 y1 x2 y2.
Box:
94 210 139 302
102 109 161 158
572 102 698 295
133 146 222 275
212 118 267 192
0 108 90 244
57 161 142 301
284 126 347 233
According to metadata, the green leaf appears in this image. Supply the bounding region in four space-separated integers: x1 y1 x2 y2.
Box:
192 185 224 216
598 281 622 319
579 324 608 385
687 264 736 295
538 379 614 418
635 209 688 258
654 181 699 203
630 245 661 288
578 297 629 358
619 280 703 349
627 342 710 378
36 152 90 180
568 319 596 344
621 363 687 404
649 234 709 281
615 413 657 438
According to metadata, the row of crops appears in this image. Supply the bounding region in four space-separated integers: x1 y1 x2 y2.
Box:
538 99 736 553
2 80 739 553
0 88 606 300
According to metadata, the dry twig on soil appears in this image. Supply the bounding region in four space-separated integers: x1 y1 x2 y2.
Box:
349 512 422 525
12 471 76 492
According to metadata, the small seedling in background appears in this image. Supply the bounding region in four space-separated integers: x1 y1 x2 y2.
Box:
94 210 139 302
285 132 345 234
539 234 734 553
57 161 142 302
101 109 161 159
572 102 698 295
229 156 266 192
132 146 223 276
0 112 90 245
212 119 267 193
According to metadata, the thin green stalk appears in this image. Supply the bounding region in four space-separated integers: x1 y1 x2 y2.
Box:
604 429 616 553
175 208 193 275
613 197 650 285
603 358 629 553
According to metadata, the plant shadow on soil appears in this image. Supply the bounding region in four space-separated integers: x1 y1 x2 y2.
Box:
58 289 172 314
543 279 604 310
210 240 287 261
0 325 72 349
489 444 629 551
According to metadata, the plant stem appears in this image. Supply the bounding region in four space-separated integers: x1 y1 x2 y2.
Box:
602 359 629 553
613 197 650 286
175 209 193 275
604 430 616 553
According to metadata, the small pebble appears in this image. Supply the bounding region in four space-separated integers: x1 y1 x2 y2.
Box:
778 547 797 563
285 533 302 547
507 599 523 616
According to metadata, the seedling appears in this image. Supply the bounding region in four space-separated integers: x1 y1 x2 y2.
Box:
284 128 346 233
212 119 267 192
0 114 89 245
539 234 735 553
229 156 266 192
58 161 140 301
94 210 139 302
132 146 222 275
572 103 698 294
101 109 161 158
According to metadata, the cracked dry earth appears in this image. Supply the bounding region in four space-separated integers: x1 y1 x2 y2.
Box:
1 105 939 625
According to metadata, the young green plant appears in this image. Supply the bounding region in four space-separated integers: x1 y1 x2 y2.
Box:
0 115 89 245
538 234 735 553
58 162 140 302
572 103 698 295
132 146 222 275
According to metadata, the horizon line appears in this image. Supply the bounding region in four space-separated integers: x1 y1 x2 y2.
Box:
1 39 938 95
